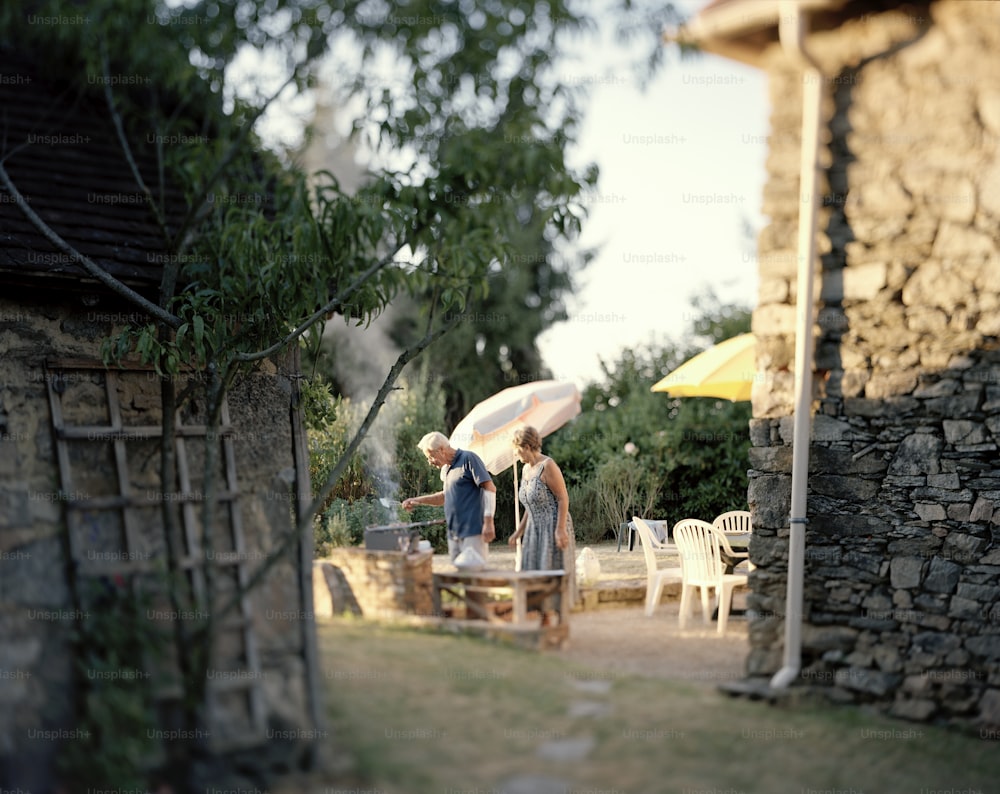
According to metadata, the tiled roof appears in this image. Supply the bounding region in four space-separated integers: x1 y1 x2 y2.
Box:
0 48 185 292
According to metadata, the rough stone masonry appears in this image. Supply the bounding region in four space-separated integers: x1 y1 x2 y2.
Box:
745 0 1000 730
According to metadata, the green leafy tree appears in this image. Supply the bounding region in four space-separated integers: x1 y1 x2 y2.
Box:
1 0 604 786
392 364 451 499
546 293 752 540
386 197 597 428
302 1 688 428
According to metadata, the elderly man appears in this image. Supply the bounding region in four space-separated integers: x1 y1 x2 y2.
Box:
402 431 497 562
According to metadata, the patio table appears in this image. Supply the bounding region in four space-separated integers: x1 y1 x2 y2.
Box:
432 568 568 626
721 532 750 574
618 519 669 552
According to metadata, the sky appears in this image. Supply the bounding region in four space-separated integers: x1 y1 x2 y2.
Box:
258 2 773 392
538 28 770 387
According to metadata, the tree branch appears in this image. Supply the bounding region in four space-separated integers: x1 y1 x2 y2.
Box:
100 44 171 242
214 313 462 621
156 99 195 308
234 254 403 363
0 162 182 328
171 69 302 250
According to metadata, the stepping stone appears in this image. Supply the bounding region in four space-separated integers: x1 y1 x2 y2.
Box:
567 699 612 718
537 735 597 761
498 774 574 794
568 678 613 695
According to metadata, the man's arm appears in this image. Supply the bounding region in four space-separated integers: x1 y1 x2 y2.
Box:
480 480 497 543
402 491 445 510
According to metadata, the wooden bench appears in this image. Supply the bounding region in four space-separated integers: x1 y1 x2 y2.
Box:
432 568 568 626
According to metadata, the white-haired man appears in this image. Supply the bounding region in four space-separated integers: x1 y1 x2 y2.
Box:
402 431 496 562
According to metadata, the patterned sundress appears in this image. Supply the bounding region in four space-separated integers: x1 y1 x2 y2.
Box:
519 459 576 610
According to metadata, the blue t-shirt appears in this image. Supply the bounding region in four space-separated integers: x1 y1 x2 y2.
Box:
442 448 493 539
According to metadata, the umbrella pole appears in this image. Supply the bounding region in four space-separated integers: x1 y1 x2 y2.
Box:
513 461 522 571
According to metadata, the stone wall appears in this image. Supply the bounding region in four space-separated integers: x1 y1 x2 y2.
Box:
0 291 317 787
747 0 1000 729
314 548 435 618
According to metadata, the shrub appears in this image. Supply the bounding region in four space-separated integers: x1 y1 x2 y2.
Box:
308 366 449 551
545 301 753 531
406 505 450 552
394 367 449 499
565 480 605 544
593 455 660 536
58 577 165 788
308 393 373 513
315 508 352 557
318 497 397 548
316 498 451 553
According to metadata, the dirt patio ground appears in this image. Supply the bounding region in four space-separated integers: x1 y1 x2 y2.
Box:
433 540 752 686
557 600 750 685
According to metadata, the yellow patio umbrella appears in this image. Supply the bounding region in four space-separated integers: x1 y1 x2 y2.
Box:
650 332 756 402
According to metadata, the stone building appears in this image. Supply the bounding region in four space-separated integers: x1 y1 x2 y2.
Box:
0 49 322 788
680 0 1000 729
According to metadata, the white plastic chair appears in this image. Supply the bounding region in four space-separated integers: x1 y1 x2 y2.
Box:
712 510 753 572
713 510 752 535
632 516 683 617
672 518 748 636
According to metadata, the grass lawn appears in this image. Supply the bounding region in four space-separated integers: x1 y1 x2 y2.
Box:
317 617 998 794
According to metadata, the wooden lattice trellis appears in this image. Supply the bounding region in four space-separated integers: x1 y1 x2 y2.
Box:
45 358 266 750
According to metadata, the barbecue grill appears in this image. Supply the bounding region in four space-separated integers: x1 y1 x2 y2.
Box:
364 519 445 551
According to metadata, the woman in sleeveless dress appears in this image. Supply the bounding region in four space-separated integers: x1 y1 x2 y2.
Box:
508 426 576 619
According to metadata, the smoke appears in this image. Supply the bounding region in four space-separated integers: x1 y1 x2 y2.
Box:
322 306 405 500
302 84 408 504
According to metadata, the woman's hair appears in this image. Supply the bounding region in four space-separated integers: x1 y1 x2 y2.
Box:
417 431 450 454
511 425 542 452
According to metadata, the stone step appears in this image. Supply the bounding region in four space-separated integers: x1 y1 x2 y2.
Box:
573 579 682 612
